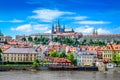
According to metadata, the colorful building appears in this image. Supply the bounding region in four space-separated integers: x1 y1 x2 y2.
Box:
2 47 38 62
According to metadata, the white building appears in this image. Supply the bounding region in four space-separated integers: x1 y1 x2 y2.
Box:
75 48 97 67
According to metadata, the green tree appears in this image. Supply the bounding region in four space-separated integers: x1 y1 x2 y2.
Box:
33 59 39 68
53 37 59 42
34 37 38 41
82 39 86 45
89 39 94 45
67 52 77 66
34 37 40 44
21 37 26 41
28 36 33 42
73 59 77 66
50 50 59 57
67 52 74 61
112 53 120 65
0 48 2 61
59 50 67 58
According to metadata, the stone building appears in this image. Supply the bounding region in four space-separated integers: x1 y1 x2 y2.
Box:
81 29 120 43
16 20 83 40
2 47 38 62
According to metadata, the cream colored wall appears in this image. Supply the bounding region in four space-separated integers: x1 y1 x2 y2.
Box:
3 53 38 62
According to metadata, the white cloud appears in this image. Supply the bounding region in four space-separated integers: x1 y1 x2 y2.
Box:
29 9 73 22
75 25 110 34
74 16 88 20
11 24 32 32
9 19 24 23
0 19 24 23
33 24 49 31
75 25 94 34
44 30 51 33
75 20 110 24
11 23 50 32
97 28 110 34
66 16 88 20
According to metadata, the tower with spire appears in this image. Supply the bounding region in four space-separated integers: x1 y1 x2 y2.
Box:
93 29 95 35
51 23 54 34
92 29 98 36
63 24 65 33
56 20 61 33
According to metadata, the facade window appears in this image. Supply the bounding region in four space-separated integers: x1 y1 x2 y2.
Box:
4 57 6 61
30 57 32 61
14 57 16 61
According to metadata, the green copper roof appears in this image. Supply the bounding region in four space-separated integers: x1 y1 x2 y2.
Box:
0 30 4 36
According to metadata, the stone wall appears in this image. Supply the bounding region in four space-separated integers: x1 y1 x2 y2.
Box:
0 66 32 71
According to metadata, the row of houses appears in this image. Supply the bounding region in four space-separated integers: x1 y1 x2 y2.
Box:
0 39 120 67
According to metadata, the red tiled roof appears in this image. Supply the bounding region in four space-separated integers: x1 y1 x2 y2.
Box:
1 45 11 52
44 57 71 63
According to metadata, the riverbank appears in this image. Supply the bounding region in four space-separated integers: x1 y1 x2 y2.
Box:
1 65 120 72
0 65 98 71
0 65 32 71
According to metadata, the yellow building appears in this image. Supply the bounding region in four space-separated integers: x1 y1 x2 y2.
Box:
98 44 120 62
102 50 113 61
2 47 38 62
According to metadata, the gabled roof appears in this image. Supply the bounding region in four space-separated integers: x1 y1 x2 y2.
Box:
3 47 38 54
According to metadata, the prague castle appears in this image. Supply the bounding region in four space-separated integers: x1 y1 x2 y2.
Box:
16 20 82 40
15 20 120 44
51 20 74 34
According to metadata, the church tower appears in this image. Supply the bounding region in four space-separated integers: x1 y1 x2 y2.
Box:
56 20 61 33
93 29 98 36
95 30 98 35
51 23 54 34
63 24 65 33
93 29 95 35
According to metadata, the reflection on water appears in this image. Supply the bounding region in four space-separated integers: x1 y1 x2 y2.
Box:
0 71 120 80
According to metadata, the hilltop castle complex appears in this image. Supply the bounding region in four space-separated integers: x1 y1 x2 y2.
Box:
51 20 74 34
15 20 120 43
16 20 82 40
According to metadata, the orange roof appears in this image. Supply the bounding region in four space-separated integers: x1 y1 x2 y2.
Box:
44 57 71 63
1 45 11 52
102 58 111 62
97 44 120 51
53 57 71 63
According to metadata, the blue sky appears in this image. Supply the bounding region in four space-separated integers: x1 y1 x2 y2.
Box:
0 0 120 38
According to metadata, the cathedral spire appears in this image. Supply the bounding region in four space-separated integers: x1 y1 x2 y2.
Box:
51 23 54 34
95 29 98 35
63 24 65 32
93 29 95 35
56 19 61 33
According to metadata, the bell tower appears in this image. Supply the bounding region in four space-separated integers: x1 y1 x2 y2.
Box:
56 20 61 33
51 23 54 34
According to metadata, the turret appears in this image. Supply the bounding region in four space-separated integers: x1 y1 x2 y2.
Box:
63 24 65 33
56 20 61 33
93 29 95 35
51 23 54 34
95 30 98 35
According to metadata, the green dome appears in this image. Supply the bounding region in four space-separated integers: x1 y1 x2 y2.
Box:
0 30 4 36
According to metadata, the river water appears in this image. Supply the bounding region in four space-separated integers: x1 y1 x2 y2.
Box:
0 71 120 80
